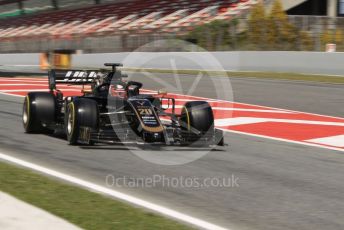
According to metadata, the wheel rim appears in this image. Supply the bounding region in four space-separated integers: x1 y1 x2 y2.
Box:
23 98 29 125
67 109 74 135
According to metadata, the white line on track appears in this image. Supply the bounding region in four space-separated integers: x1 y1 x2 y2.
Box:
167 98 220 102
0 79 47 82
221 129 344 153
0 92 24 97
306 135 344 148
144 88 343 117
0 84 50 86
142 89 301 113
0 84 83 88
212 107 293 113
215 117 344 127
0 152 230 230
169 104 294 113
0 89 81 92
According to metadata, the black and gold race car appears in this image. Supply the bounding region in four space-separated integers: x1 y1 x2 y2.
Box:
22 63 224 146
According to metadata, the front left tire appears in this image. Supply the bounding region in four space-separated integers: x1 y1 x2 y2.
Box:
180 101 215 145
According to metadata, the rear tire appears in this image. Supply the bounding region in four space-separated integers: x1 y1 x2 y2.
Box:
23 92 56 133
65 98 99 145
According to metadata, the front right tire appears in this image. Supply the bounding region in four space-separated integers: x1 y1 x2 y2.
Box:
65 98 99 145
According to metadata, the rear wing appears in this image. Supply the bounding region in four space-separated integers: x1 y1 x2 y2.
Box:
48 69 101 90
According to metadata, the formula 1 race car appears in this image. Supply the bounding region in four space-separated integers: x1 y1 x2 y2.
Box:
22 63 224 146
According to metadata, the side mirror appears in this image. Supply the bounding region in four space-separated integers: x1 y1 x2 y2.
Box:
160 98 174 110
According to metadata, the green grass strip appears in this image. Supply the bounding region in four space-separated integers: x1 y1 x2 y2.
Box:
0 161 192 230
122 68 344 84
